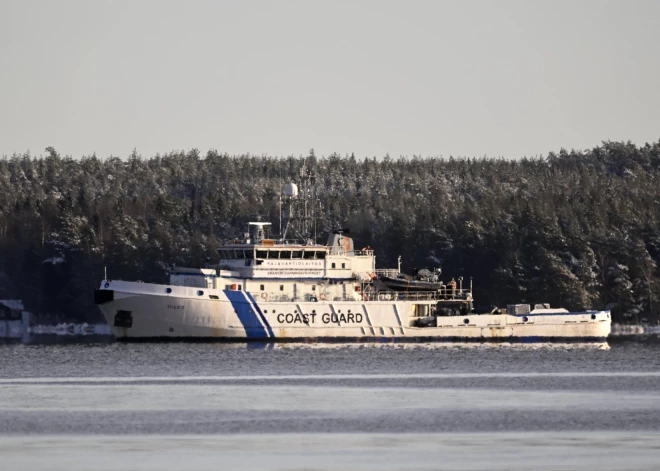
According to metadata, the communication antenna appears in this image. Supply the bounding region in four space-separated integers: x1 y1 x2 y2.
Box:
279 161 283 237
281 156 318 244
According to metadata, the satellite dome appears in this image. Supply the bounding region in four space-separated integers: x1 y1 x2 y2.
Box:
284 183 299 197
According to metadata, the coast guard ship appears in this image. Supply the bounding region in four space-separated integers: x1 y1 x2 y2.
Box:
94 164 611 342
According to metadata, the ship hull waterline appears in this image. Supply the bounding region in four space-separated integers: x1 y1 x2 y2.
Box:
95 281 611 343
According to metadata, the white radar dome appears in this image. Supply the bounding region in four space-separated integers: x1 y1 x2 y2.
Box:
284 183 299 197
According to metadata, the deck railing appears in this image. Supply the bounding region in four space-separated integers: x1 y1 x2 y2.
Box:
360 289 472 302
374 268 400 278
327 247 375 257
250 289 472 303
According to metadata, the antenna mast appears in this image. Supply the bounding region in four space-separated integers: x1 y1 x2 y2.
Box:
281 156 318 244
278 161 283 237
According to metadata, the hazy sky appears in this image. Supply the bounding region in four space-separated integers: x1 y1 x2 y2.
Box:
1 0 659 159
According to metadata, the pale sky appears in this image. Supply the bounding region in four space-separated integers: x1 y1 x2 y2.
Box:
1 0 659 159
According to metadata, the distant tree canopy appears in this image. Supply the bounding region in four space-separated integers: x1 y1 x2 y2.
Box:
0 140 659 323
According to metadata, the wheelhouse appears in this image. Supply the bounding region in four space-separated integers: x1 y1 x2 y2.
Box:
217 247 327 260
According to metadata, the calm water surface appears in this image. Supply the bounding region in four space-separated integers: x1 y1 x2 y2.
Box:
1 340 660 470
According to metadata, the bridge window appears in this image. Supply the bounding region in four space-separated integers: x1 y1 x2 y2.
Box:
316 251 326 259
256 250 268 259
245 250 254 260
304 251 316 259
291 250 303 259
236 250 245 259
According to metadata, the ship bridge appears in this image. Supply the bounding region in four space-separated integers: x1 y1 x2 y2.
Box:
213 223 374 282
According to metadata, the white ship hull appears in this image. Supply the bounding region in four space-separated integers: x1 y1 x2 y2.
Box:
96 281 611 342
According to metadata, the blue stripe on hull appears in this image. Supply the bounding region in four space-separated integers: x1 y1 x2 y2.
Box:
245 292 274 338
224 290 268 339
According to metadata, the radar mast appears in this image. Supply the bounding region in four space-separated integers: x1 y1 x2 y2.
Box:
281 158 319 244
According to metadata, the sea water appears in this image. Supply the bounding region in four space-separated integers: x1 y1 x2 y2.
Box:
1 340 660 470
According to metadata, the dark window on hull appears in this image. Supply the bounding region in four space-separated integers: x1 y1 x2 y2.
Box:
114 310 133 328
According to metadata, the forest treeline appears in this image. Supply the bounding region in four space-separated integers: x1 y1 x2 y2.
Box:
0 141 659 323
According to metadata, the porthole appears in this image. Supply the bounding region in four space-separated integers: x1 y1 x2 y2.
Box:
591 314 596 320
463 318 469 324
165 288 172 294
197 290 204 296
522 316 528 323
104 282 110 288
